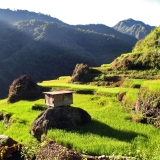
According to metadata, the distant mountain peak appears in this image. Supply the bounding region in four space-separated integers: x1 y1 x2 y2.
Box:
125 18 135 21
113 18 155 39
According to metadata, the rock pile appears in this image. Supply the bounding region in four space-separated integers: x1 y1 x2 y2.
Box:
8 75 42 103
70 63 90 83
30 105 91 141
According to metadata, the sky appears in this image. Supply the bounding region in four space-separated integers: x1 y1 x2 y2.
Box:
0 0 160 27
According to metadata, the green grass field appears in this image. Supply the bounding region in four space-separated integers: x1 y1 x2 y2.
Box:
142 80 160 92
1 77 160 159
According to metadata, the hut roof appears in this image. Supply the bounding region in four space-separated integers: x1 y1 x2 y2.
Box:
43 91 74 95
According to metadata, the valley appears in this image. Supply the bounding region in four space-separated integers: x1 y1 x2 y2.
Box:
0 8 159 160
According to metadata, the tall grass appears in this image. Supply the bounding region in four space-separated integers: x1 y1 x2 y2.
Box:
0 99 42 125
1 78 160 159
121 78 145 88
0 99 42 145
39 77 138 98
38 76 71 87
0 122 6 134
3 123 38 144
141 80 160 92
47 94 160 158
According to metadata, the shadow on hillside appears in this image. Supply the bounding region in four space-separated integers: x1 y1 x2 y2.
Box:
66 119 147 142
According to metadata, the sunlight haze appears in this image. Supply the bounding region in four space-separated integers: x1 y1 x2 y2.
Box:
1 0 160 27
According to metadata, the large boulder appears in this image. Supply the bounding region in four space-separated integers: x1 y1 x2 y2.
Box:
30 106 91 141
8 75 42 103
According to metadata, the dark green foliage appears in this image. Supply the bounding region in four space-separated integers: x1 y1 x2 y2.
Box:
0 18 134 98
72 24 137 45
0 21 30 60
0 9 137 45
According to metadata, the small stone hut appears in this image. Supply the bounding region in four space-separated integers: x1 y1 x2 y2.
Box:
43 91 74 107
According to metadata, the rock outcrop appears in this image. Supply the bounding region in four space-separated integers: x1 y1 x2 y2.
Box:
113 18 155 40
133 86 160 128
30 106 91 141
117 92 126 101
8 75 42 103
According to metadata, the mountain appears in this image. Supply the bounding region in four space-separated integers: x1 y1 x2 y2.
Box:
113 18 156 40
1 19 134 64
111 26 160 70
0 9 139 98
0 19 134 98
0 9 137 45
0 8 67 26
71 24 137 45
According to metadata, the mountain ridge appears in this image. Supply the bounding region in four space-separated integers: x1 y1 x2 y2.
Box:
72 24 137 45
113 18 156 39
0 9 155 99
0 18 133 98
0 8 67 26
0 9 138 45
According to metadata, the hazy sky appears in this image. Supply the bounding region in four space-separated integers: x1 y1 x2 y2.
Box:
1 0 160 27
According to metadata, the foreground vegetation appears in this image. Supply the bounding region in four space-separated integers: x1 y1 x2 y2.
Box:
0 76 160 159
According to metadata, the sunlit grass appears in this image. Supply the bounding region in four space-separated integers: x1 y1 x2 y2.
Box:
38 76 71 85
39 80 98 90
0 98 43 144
39 78 138 98
91 64 111 71
122 89 139 109
121 78 145 88
0 122 6 134
47 94 160 158
1 78 160 158
142 80 160 92
3 123 39 145
0 99 42 125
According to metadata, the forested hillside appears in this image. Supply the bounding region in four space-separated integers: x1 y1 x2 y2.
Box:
113 18 155 39
72 24 137 45
0 9 137 98
0 9 138 45
0 19 134 98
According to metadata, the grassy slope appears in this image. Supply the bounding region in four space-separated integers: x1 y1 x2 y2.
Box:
0 99 43 144
1 77 160 159
110 26 160 71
